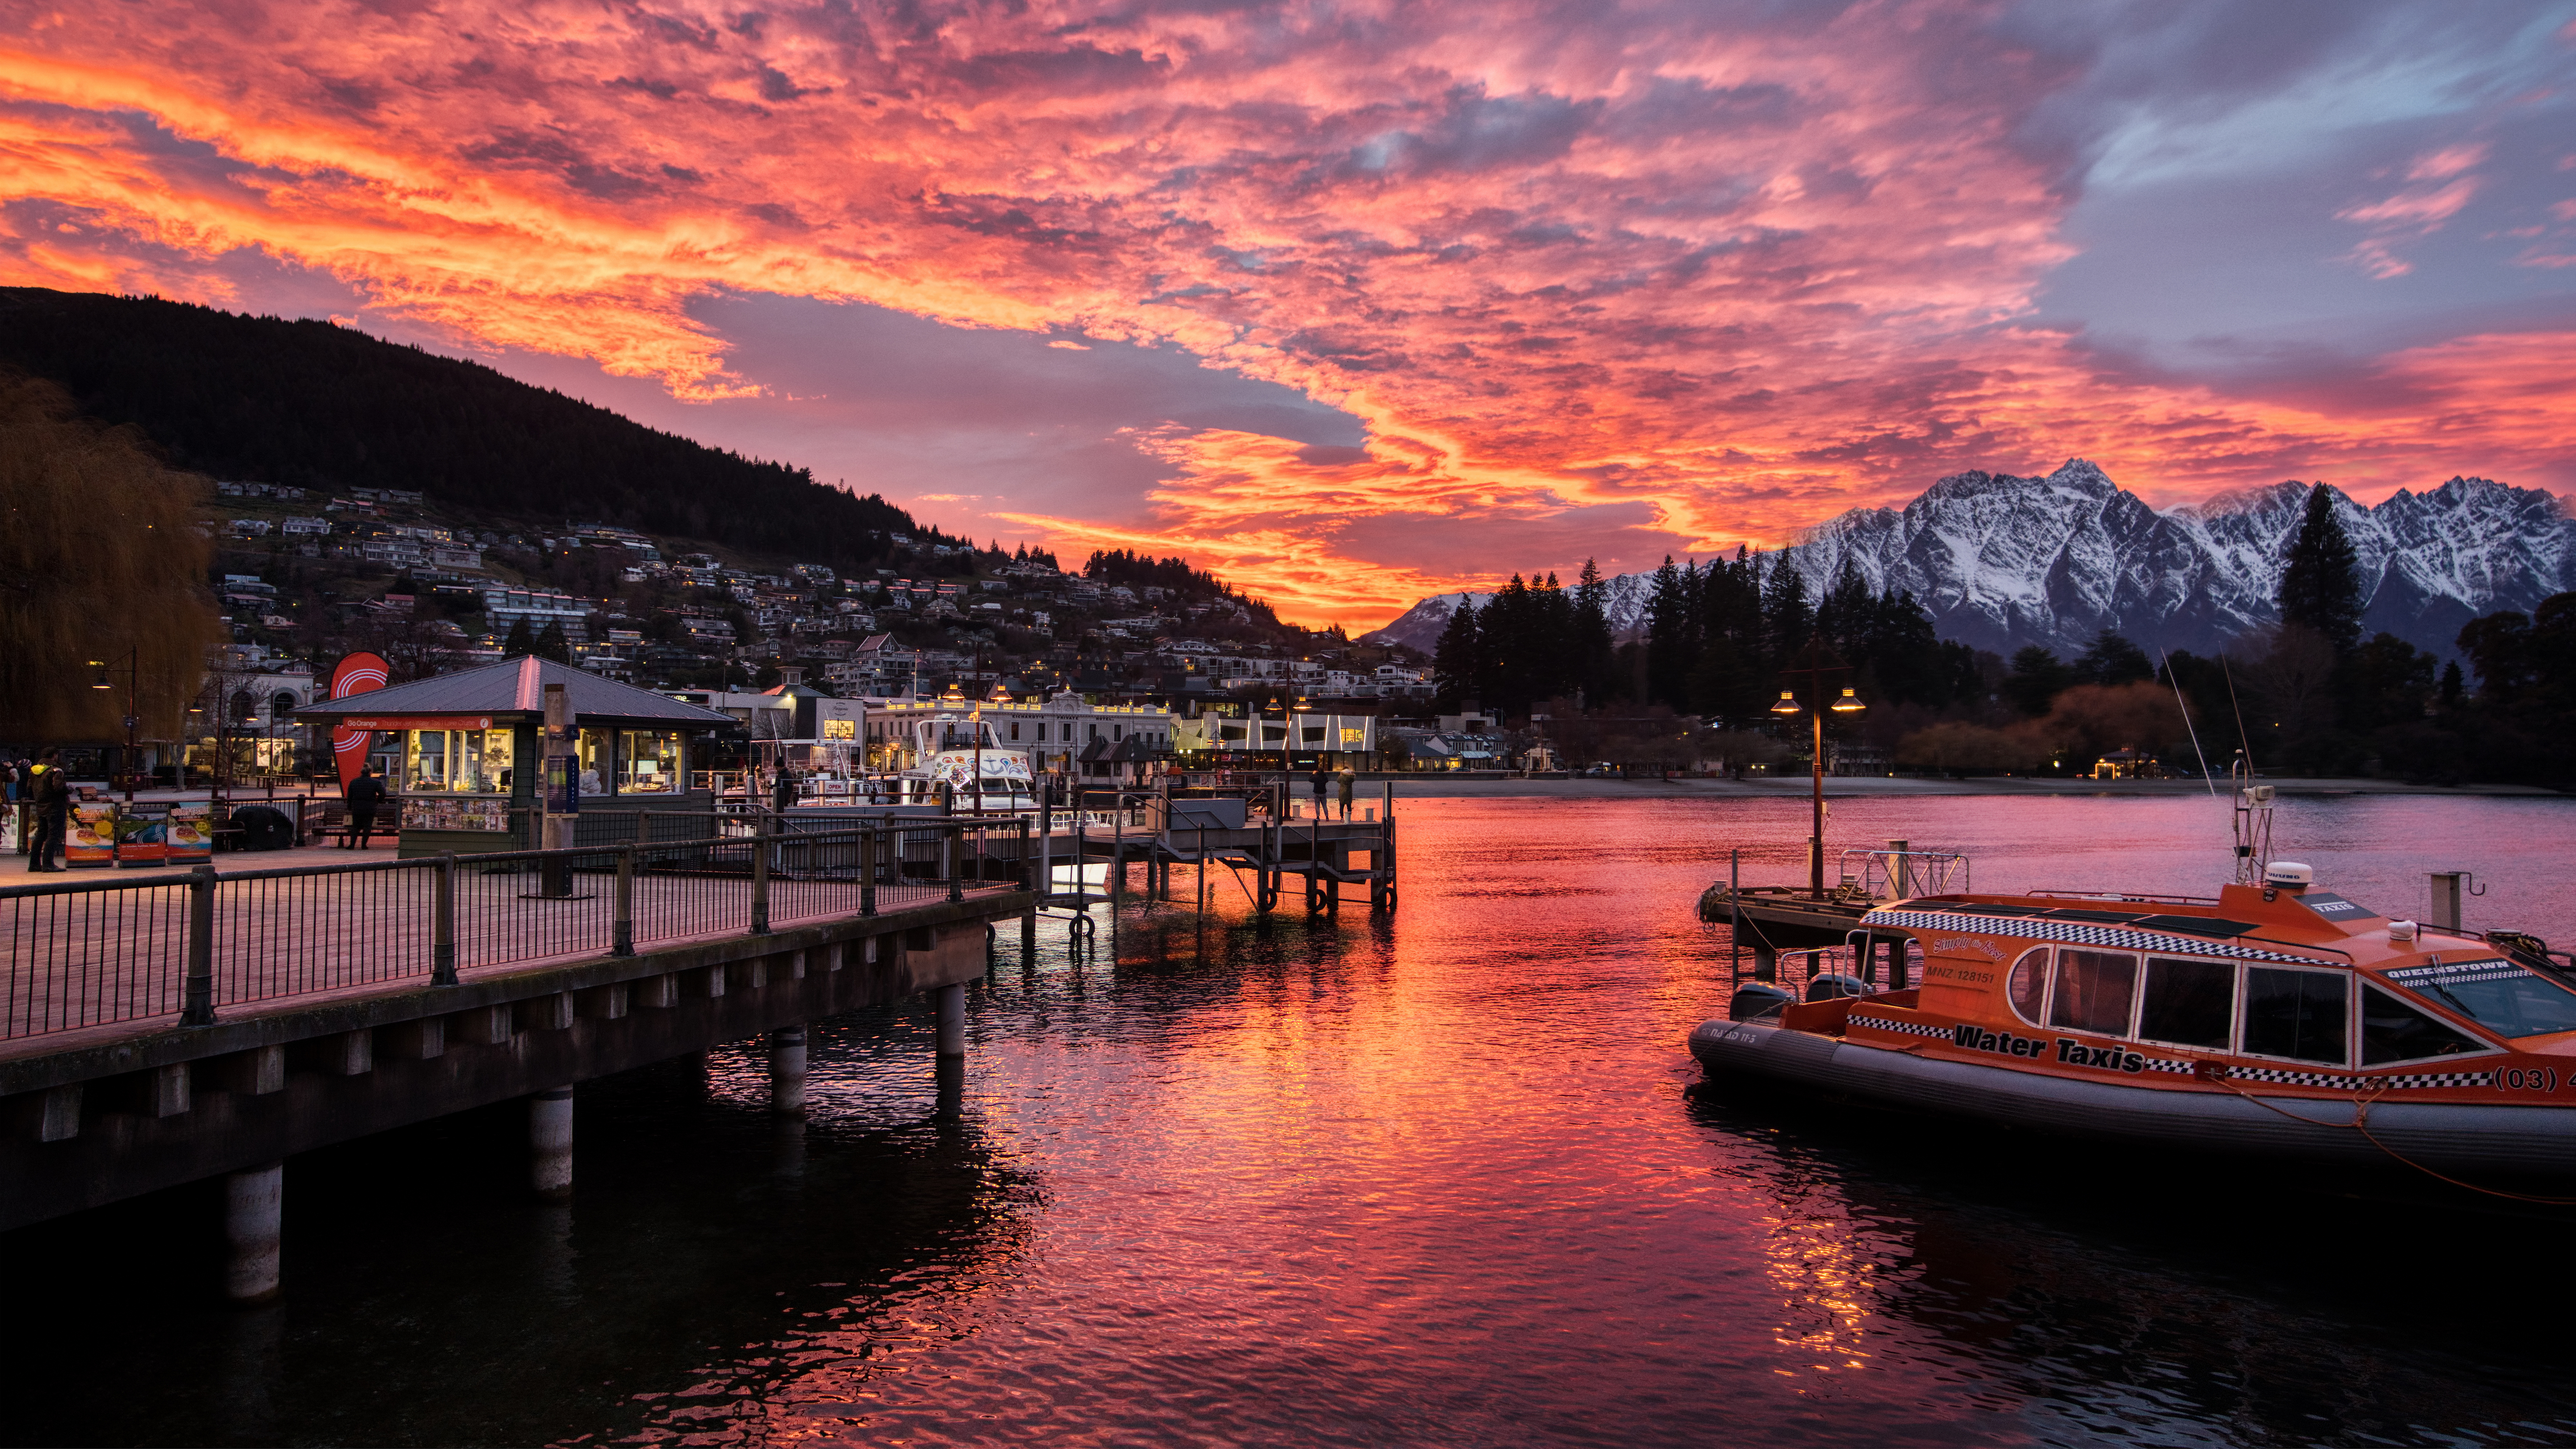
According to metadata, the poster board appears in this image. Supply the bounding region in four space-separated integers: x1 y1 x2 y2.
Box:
116 804 169 866
400 796 510 832
65 802 117 868
166 802 214 864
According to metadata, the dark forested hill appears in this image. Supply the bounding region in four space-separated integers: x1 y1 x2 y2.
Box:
0 288 929 565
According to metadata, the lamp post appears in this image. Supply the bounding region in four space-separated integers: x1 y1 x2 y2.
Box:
89 649 140 803
1770 646 1865 899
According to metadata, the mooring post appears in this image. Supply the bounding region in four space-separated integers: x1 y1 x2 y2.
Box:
770 1025 808 1116
1728 849 1743 989
529 1087 573 1201
935 982 966 1057
223 1161 284 1306
182 863 217 1026
1112 807 1125 905
750 828 772 934
612 845 635 956
431 852 459 986
2429 871 2467 931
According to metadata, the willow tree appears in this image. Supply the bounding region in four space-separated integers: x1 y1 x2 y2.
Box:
0 373 222 744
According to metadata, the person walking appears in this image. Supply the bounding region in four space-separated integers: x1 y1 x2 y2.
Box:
26 749 69 871
1336 767 1356 820
343 763 386 850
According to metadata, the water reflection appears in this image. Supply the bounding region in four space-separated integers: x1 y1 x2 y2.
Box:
4 796 2574 1446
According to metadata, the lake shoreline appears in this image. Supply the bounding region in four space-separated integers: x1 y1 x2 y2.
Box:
1353 774 2566 800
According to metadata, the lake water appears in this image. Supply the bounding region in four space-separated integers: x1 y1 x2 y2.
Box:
9 794 2576 1447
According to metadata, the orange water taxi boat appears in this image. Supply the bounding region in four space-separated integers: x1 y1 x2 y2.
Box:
1691 848 2576 1181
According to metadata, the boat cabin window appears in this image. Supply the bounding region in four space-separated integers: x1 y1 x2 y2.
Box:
2006 947 2049 1025
2360 985 2489 1064
2137 957 2234 1050
2384 960 2576 1041
2241 967 2348 1065
2048 950 2138 1036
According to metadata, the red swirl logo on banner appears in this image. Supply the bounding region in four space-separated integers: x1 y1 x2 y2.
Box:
329 652 391 791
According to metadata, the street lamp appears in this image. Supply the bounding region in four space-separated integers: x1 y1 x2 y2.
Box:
1772 659 1866 899
89 649 140 803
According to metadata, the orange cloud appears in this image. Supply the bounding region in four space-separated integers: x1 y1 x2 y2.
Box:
1 2 2570 627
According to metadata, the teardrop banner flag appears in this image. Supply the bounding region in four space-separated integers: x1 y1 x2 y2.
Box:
329 652 391 792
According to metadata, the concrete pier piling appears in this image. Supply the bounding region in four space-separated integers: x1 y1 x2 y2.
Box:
529 1087 574 1201
769 1025 808 1116
223 1162 283 1306
935 982 967 1057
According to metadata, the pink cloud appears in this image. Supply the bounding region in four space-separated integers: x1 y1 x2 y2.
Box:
0 5 2569 624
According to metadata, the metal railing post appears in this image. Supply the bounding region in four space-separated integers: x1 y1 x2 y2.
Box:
945 826 962 903
1016 818 1032 891
432 852 458 986
181 864 217 1026
751 828 772 934
861 829 878 917
613 845 635 955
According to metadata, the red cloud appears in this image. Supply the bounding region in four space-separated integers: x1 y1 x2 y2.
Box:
2 3 2570 626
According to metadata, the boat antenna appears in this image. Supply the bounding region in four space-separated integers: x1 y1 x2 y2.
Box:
2218 654 2255 770
2160 647 2217 798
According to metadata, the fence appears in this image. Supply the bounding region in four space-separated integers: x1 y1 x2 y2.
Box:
0 821 1025 1042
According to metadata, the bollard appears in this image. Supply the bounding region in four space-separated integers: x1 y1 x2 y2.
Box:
182 864 217 1026
2429 871 2470 931
769 1026 807 1116
224 1162 284 1306
529 1087 574 1200
945 829 961 903
935 981 966 1057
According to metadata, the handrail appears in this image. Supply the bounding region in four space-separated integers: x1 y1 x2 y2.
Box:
0 819 1023 1041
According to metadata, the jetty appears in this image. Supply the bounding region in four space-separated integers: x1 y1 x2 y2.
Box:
1696 841 1966 987
0 793 1399 1302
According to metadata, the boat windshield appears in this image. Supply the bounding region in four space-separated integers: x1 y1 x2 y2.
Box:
2384 959 2576 1041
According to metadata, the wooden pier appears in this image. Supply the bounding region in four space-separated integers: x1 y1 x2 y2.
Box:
0 822 1031 1302
0 801 1405 1301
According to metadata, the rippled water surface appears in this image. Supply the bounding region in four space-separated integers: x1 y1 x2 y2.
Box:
9 794 2576 1447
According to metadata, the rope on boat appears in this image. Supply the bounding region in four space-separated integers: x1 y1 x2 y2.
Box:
2197 1062 2576 1205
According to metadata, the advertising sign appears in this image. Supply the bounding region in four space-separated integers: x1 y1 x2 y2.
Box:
328 651 391 792
165 802 214 864
116 804 169 866
65 802 118 868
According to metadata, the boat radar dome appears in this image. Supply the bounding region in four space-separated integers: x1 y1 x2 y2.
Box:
2263 861 2314 889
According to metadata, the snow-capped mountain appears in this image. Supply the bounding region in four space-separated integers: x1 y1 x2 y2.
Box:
1361 461 2575 658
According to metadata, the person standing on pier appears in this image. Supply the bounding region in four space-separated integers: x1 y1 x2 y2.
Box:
1336 767 1355 820
343 763 386 850
1309 764 1329 816
26 750 68 871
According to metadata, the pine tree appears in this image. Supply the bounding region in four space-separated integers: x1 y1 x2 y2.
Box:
535 620 572 663
1573 558 1613 702
503 616 536 657
1431 596 1483 709
2073 630 2152 686
2279 484 2363 653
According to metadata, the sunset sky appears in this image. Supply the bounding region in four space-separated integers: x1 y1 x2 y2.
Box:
4 1 2572 626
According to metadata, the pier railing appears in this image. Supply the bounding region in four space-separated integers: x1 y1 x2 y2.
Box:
0 821 1027 1042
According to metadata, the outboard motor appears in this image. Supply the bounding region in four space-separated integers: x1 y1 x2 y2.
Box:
1729 981 1794 1021
1805 973 1871 1002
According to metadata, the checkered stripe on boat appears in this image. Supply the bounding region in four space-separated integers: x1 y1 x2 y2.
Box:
2224 1065 2495 1090
1860 909 2334 965
1848 1012 1952 1040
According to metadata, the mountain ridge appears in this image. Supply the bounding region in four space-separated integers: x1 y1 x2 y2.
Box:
1361 460 2575 659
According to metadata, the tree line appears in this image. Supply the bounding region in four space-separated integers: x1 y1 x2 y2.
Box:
0 288 938 573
